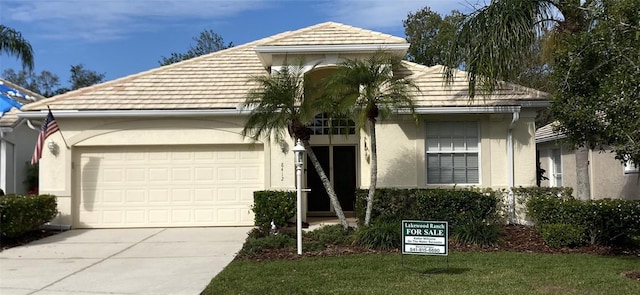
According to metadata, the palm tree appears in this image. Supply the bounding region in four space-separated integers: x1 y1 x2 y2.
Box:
1 25 34 70
241 62 350 229
325 52 418 226
444 0 595 200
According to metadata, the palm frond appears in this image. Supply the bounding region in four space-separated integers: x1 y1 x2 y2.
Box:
241 59 317 142
0 25 34 70
444 0 557 98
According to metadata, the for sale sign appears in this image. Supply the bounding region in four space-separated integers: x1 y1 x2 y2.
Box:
402 220 448 256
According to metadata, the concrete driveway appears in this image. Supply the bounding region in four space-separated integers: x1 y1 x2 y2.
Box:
0 227 250 295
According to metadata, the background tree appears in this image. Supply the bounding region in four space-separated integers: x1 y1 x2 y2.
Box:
403 5 554 125
0 25 34 71
241 62 350 229
2 64 105 97
550 0 640 165
443 0 639 200
159 29 233 66
403 7 464 66
68 64 105 90
325 52 418 226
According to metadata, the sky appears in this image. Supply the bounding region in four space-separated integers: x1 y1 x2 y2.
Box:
1 0 476 89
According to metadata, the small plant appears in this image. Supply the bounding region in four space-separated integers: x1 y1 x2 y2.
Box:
354 220 401 250
452 221 501 246
539 223 586 248
239 234 295 256
303 240 327 252
305 224 354 246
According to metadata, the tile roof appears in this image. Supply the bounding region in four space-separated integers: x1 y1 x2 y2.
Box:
535 122 566 143
22 22 548 113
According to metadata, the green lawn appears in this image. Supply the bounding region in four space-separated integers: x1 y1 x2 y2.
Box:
203 252 640 295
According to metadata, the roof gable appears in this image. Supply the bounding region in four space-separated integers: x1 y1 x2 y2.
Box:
262 22 407 46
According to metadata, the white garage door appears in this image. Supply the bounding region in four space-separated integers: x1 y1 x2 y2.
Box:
76 145 263 228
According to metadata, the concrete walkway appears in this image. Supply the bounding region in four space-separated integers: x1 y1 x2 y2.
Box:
0 227 250 295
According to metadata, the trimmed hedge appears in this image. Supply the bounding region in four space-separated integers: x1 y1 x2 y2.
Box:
512 186 573 201
251 190 296 228
354 188 502 247
527 196 640 246
0 194 58 238
354 188 501 228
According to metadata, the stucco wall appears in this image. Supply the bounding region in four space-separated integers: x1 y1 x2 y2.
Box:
537 142 639 200
590 150 640 199
372 112 538 190
1 122 38 194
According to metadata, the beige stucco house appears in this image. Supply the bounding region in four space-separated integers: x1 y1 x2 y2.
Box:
536 123 640 200
19 22 548 229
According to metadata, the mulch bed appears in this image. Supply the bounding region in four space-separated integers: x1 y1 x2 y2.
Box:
237 225 640 281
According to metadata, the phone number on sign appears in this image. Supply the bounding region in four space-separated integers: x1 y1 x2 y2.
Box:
405 245 445 253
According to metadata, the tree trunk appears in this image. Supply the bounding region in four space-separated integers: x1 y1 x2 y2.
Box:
302 140 349 229
575 146 591 201
364 119 377 226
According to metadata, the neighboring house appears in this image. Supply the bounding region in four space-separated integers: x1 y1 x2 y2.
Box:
536 122 639 200
1 79 44 194
19 22 548 229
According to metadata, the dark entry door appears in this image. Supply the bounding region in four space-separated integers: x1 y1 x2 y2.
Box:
307 146 356 213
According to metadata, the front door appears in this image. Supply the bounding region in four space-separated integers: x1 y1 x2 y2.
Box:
307 145 356 214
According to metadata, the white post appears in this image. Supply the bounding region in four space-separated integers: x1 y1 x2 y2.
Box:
292 139 306 255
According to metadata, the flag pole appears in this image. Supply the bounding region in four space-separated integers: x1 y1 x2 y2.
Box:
47 106 70 149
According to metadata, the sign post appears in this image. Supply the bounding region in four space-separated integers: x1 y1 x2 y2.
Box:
401 220 449 271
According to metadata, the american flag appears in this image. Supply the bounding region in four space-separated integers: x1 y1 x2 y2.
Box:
31 110 60 165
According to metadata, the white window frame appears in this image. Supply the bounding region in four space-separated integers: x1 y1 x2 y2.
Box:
425 121 481 185
548 148 563 187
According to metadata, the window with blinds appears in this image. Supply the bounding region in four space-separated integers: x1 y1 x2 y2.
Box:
426 121 479 184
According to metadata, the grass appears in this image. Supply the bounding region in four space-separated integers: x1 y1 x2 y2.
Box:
203 252 640 295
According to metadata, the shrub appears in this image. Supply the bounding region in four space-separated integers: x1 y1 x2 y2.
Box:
355 188 500 230
539 223 586 248
527 197 640 246
305 224 354 246
246 226 270 239
354 220 401 250
239 234 295 256
302 240 327 252
513 186 573 202
251 190 295 228
0 194 58 238
451 220 501 246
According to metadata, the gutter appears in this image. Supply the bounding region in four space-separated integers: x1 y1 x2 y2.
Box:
507 111 520 224
18 108 248 119
411 106 521 114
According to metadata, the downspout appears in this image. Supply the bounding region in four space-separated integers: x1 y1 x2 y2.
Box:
507 110 520 224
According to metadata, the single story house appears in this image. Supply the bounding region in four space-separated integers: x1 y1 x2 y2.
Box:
536 122 639 199
1 79 43 194
19 22 548 229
